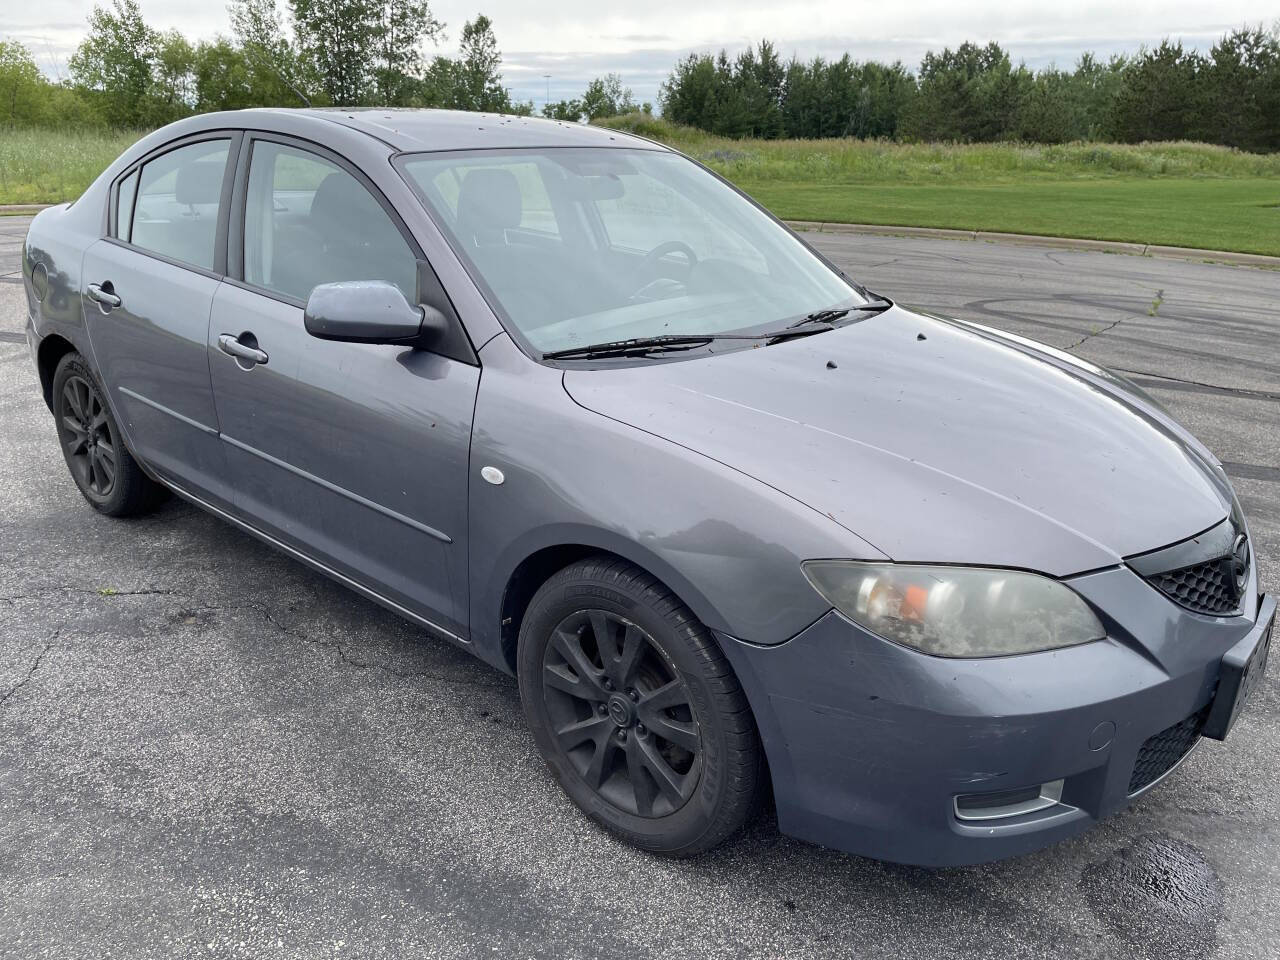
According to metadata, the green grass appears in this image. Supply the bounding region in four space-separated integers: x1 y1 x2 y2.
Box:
741 180 1280 255
4 120 1279 255
0 127 145 206
601 114 1280 256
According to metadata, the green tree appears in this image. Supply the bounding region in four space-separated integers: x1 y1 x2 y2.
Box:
1197 27 1280 150
230 0 314 106
1014 67 1079 143
903 42 1024 142
68 0 158 126
0 40 44 124
1068 52 1128 140
780 57 821 137
418 16 526 113
579 73 635 120
450 14 506 110
1107 40 1204 142
659 52 720 129
152 29 197 123
291 0 379 104
542 97 583 120
193 37 255 111
735 41 785 138
373 0 444 105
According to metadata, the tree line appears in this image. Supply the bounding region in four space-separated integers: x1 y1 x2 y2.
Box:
0 0 646 129
661 30 1280 151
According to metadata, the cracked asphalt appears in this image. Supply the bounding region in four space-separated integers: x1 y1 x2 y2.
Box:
2 212 1280 959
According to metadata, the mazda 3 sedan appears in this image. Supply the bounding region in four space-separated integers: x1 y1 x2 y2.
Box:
22 109 1273 866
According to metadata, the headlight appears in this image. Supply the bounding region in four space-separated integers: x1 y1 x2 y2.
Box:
801 562 1105 658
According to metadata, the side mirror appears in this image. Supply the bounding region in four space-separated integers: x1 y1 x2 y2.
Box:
304 280 446 346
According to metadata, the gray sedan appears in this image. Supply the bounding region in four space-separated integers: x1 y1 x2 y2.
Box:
21 108 1273 866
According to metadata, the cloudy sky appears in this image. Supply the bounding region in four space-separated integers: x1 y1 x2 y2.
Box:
4 0 1277 108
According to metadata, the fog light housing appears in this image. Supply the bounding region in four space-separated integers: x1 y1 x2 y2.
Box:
953 779 1065 821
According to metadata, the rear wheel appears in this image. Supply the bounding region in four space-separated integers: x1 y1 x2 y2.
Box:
51 352 166 517
518 556 761 856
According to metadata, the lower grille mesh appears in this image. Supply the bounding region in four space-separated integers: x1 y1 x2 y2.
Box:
1149 560 1239 616
1129 707 1208 794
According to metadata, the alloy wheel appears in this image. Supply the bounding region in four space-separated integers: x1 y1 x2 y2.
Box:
540 609 702 818
59 375 116 497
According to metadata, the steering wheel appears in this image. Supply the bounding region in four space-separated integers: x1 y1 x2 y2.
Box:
640 240 698 277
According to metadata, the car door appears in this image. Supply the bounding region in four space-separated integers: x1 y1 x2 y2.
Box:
83 134 239 506
208 135 478 639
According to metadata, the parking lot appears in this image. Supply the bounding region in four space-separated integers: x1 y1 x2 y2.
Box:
2 212 1278 959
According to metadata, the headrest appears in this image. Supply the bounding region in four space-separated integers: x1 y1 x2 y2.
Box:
174 159 225 206
308 172 375 234
455 168 522 244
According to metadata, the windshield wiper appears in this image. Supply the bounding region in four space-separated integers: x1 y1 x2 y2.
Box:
543 334 719 360
543 298 896 360
766 297 895 343
784 297 895 330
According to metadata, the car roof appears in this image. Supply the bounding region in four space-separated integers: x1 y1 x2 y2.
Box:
243 107 666 153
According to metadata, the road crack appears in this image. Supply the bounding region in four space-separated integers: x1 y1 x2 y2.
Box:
0 585 178 603
0 630 58 707
1118 369 1280 402
1064 312 1141 351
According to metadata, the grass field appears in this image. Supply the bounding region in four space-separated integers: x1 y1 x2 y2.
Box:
602 114 1280 256
0 127 145 206
4 120 1280 255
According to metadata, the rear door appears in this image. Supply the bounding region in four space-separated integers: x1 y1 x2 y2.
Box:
83 134 239 506
207 135 478 638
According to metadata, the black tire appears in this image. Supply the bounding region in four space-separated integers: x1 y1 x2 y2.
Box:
518 555 761 856
51 351 166 517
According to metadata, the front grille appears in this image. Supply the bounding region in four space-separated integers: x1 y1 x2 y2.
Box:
1129 707 1208 794
1149 559 1239 616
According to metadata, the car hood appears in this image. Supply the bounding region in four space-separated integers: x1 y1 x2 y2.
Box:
561 307 1232 577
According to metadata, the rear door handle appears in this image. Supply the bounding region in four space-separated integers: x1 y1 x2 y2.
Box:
218 333 269 366
87 282 122 309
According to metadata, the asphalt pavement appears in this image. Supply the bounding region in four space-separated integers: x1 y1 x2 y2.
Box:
2 212 1279 959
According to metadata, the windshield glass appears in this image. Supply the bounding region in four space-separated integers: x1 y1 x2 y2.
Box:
398 147 865 356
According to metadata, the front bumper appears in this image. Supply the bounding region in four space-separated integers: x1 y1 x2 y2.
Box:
717 565 1273 866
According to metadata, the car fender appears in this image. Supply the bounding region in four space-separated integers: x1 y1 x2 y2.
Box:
467 333 884 669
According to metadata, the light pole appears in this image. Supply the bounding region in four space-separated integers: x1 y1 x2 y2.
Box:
544 74 552 110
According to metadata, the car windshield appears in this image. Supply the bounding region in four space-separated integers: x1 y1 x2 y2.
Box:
398 147 867 356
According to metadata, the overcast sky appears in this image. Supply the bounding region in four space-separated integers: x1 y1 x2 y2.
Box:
4 0 1277 108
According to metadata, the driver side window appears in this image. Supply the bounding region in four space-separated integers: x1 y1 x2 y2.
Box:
243 141 416 304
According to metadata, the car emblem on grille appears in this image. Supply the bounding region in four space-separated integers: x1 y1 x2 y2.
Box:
1230 533 1251 598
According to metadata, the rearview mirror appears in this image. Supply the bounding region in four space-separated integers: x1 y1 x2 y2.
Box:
565 174 625 201
304 280 446 346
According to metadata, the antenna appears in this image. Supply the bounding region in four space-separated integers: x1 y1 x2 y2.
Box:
242 43 312 108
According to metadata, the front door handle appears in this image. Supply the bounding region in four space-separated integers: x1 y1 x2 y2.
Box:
87 282 122 309
218 332 269 366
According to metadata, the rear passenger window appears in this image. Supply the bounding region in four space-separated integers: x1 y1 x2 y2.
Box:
131 139 230 271
243 140 416 304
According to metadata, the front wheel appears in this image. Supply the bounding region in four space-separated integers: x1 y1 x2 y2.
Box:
51 352 166 517
518 556 761 856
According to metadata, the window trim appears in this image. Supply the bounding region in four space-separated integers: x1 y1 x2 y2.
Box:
108 168 139 243
228 131 478 366
229 132 425 297
105 131 244 279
